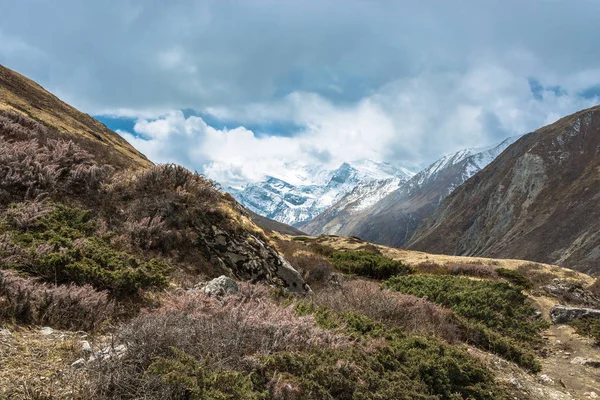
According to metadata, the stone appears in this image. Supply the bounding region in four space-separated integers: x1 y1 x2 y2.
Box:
203 275 240 297
198 222 309 293
538 374 554 384
544 279 600 308
0 328 11 336
585 392 598 399
570 357 600 368
81 340 92 353
71 358 86 369
39 327 54 335
550 305 600 324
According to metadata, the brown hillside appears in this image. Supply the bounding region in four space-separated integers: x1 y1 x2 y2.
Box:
408 105 600 275
0 64 150 169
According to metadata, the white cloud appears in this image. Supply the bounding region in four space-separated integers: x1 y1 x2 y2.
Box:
117 61 597 187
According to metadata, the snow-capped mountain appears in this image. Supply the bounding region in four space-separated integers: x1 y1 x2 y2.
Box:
299 136 520 246
227 160 414 227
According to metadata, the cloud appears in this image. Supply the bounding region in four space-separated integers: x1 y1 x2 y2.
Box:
1 1 599 186
118 62 597 187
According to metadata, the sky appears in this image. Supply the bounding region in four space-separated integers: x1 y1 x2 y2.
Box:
1 0 600 187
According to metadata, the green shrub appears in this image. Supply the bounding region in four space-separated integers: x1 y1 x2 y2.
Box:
569 317 600 344
147 347 266 400
328 251 414 280
496 268 533 290
292 302 506 399
2 203 169 296
382 275 548 346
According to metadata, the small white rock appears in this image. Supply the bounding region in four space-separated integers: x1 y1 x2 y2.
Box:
81 340 92 353
39 327 54 335
71 358 86 369
0 328 11 336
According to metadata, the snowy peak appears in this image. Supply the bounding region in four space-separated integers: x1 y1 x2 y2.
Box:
228 159 415 226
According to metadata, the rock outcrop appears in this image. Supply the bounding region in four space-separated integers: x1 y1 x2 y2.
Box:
199 224 309 293
550 305 600 324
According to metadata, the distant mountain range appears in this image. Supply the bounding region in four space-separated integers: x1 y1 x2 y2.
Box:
229 136 520 248
299 137 520 246
227 160 415 227
408 106 600 275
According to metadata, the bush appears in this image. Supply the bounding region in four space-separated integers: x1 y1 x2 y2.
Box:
569 317 600 344
1 203 169 296
292 302 506 399
0 270 116 331
0 116 112 205
328 251 414 280
287 254 333 288
496 268 533 290
448 263 498 279
383 275 548 345
86 286 347 399
310 280 462 342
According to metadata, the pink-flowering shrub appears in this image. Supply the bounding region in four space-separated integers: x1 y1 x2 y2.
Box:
87 284 348 398
0 270 116 331
311 279 462 342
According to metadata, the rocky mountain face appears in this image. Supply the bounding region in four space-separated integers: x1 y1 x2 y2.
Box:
228 160 414 227
408 105 600 275
300 137 519 247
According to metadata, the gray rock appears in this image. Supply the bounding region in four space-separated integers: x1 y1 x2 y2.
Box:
197 221 309 293
71 358 86 369
203 276 240 296
544 279 600 308
570 357 600 368
39 327 54 335
0 328 11 336
81 340 92 354
550 305 600 324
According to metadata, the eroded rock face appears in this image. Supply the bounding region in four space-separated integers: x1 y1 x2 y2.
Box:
543 279 600 308
198 225 309 293
550 305 600 324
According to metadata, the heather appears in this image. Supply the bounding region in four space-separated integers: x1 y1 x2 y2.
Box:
383 275 547 344
0 270 116 331
87 287 508 400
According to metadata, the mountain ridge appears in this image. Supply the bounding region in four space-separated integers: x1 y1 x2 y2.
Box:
300 136 520 247
408 105 600 275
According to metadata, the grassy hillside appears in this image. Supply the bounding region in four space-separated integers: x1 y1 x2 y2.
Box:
0 64 150 169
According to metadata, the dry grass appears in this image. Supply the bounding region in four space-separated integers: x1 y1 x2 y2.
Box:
304 235 594 285
0 327 87 399
0 65 150 168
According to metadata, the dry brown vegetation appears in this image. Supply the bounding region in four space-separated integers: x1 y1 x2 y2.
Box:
0 270 116 331
87 285 348 399
311 280 462 341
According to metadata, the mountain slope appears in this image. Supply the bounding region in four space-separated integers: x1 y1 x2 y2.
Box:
408 105 600 275
0 66 307 292
301 137 519 247
229 160 413 226
0 64 150 169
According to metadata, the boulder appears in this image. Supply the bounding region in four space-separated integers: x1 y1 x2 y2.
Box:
550 305 600 324
203 276 240 297
198 224 309 293
570 357 600 368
